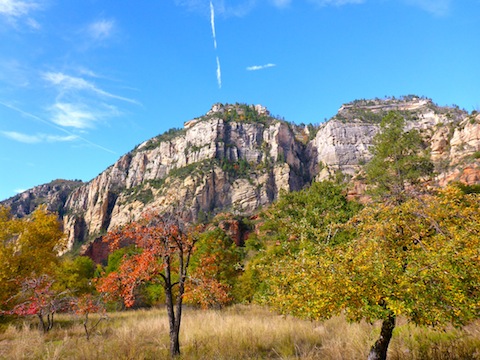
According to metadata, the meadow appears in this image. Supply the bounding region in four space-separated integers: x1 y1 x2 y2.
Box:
1 305 479 360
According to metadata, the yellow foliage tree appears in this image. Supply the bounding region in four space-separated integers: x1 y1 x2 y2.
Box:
0 206 66 307
263 186 480 360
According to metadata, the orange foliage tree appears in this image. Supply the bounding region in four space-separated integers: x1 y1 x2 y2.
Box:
184 253 232 309
96 212 198 357
185 228 244 309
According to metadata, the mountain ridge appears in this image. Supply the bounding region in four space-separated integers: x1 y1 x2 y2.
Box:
2 97 480 254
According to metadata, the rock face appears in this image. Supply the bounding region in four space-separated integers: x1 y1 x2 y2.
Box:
1 180 83 218
312 119 378 179
61 104 311 250
2 99 480 253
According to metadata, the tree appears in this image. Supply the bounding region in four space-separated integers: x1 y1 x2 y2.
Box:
262 185 480 360
70 294 107 340
238 181 360 304
6 274 70 332
365 111 434 204
96 212 198 357
0 206 66 307
185 228 243 309
55 256 96 295
262 181 360 247
184 254 232 309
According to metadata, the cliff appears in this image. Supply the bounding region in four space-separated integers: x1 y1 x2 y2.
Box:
62 104 311 250
2 98 480 254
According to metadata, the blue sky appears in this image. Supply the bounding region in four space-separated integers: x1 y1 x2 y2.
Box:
0 0 479 201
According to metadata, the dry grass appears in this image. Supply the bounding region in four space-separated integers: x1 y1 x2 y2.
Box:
0 306 479 359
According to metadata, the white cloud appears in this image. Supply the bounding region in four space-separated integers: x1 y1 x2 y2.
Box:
175 0 257 18
43 72 139 104
45 134 78 142
210 1 222 88
87 19 115 41
43 72 92 90
25 16 39 28
0 0 42 29
0 0 38 17
0 59 30 87
48 102 122 130
77 67 101 79
402 0 451 16
1 131 40 143
50 102 97 129
177 0 369 16
247 63 276 71
1 130 77 143
0 101 116 154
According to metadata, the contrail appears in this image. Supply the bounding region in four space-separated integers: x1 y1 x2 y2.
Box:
216 56 222 89
0 100 116 154
247 63 277 71
210 1 221 88
210 0 217 49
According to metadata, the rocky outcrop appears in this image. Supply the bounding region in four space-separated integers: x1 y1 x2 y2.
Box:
3 99 480 255
1 180 83 218
312 119 378 179
58 105 313 249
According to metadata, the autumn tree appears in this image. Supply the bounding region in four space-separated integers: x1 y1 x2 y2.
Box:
70 294 107 340
184 254 232 309
0 206 66 308
96 212 198 357
262 186 480 360
6 274 70 332
365 111 434 203
242 181 360 303
185 228 244 309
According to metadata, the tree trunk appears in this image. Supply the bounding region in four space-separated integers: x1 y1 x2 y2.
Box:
169 325 181 357
166 289 181 357
171 283 184 358
367 315 395 360
165 280 181 357
38 314 46 333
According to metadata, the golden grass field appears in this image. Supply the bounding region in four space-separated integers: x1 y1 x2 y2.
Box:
1 305 479 359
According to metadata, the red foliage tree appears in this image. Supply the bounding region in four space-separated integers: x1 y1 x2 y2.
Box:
7 274 69 332
71 294 107 340
96 212 198 357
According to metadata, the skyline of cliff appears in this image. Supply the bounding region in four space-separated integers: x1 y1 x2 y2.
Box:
2 96 480 255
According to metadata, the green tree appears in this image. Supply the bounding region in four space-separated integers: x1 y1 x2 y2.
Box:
262 181 360 246
263 186 480 360
244 181 360 303
365 111 434 203
55 256 96 295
